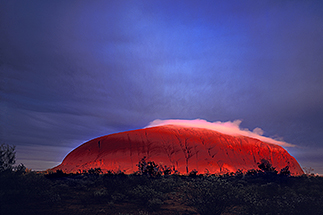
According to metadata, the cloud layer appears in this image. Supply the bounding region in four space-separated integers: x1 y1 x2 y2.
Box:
147 119 295 147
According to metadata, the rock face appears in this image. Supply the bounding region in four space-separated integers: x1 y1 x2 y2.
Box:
53 125 304 175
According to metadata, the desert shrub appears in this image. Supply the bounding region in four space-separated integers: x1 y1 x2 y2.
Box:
2 157 323 215
279 166 291 176
45 169 69 179
127 184 165 210
160 165 173 175
149 176 177 193
12 163 27 174
257 159 278 177
102 174 132 194
243 189 322 214
244 160 291 183
147 198 164 211
258 159 276 172
111 192 126 202
137 157 162 177
86 167 103 175
240 176 323 215
184 176 243 215
94 188 109 198
188 169 198 177
234 169 244 178
0 171 61 215
91 188 115 204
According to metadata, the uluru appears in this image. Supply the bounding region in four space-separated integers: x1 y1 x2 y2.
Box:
53 125 304 175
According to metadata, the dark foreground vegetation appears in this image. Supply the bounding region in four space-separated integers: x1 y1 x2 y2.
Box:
1 144 323 215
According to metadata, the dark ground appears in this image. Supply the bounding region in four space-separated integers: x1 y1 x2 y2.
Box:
1 169 323 215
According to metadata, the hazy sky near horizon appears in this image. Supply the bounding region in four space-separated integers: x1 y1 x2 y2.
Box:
1 0 323 173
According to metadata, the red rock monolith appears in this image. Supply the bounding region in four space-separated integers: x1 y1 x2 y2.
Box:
52 125 304 175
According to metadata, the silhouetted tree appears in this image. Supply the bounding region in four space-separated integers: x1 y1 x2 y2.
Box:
13 163 26 174
0 143 16 172
88 168 103 175
137 156 147 174
234 169 244 178
137 157 161 177
189 169 198 177
279 166 291 176
257 159 278 174
160 165 173 175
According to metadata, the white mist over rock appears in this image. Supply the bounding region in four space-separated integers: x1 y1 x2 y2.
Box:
146 119 294 147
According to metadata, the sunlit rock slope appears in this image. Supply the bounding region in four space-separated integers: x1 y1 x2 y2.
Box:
52 125 304 175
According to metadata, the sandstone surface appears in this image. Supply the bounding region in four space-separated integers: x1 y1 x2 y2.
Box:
53 125 304 175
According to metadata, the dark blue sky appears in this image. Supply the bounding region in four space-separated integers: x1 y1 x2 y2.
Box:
1 0 323 173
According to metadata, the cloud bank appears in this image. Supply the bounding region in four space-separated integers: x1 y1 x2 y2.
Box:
146 119 295 147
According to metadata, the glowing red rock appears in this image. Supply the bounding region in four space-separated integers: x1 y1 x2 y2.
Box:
52 125 304 175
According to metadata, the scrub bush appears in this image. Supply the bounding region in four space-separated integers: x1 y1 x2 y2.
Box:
0 144 16 172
